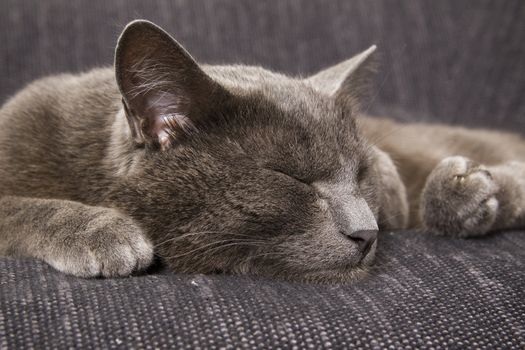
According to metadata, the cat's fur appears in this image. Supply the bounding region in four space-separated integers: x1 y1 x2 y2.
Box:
0 20 524 283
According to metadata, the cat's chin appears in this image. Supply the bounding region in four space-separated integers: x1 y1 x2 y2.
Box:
225 246 377 284
193 265 371 284
160 236 377 285
240 258 374 284
278 265 371 284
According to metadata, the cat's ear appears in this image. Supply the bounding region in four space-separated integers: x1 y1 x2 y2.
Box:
306 45 377 108
115 20 226 150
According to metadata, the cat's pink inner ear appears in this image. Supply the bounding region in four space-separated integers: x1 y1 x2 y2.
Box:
153 113 196 150
116 21 231 149
142 92 196 148
121 91 193 149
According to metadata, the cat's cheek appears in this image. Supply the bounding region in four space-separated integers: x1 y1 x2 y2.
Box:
358 182 380 220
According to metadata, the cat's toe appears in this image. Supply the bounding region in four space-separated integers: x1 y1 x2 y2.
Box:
421 156 499 237
94 228 154 277
460 196 499 235
46 211 154 278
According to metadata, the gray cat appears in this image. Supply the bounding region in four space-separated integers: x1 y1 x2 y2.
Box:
0 20 524 283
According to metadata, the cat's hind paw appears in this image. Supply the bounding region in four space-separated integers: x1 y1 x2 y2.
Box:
420 156 499 237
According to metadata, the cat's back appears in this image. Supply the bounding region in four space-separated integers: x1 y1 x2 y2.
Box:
0 68 120 201
359 115 525 224
359 116 525 165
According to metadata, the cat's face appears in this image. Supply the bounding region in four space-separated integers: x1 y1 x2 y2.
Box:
113 20 380 283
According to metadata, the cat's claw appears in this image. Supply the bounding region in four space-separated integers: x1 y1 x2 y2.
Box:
421 156 499 237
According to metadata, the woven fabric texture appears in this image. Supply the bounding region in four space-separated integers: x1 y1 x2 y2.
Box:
1 230 524 349
0 0 524 348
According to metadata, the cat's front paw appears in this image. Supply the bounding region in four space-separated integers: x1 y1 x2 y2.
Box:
420 156 499 237
45 209 154 277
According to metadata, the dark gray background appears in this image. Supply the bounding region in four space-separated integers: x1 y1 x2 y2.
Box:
0 1 524 348
1 0 524 132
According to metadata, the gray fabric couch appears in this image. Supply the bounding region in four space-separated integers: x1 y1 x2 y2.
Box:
1 1 524 348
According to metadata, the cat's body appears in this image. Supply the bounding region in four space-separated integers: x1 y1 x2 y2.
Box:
359 117 525 227
0 20 524 282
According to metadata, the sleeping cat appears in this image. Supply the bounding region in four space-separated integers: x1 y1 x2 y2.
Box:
0 20 524 283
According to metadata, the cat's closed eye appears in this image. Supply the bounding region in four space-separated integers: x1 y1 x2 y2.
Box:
270 168 310 186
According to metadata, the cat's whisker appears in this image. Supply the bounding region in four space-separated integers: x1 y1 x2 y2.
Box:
153 232 207 248
154 231 212 248
162 240 238 259
186 242 268 266
154 231 260 248
163 238 265 260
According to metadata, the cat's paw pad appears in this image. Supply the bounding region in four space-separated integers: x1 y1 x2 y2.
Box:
47 210 154 278
421 156 499 237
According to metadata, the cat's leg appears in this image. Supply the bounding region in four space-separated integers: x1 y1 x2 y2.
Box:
371 147 409 230
420 156 525 237
0 196 153 277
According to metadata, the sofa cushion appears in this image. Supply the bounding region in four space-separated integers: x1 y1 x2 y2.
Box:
1 230 523 348
1 0 524 348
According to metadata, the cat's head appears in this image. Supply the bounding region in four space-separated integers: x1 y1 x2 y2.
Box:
112 20 382 283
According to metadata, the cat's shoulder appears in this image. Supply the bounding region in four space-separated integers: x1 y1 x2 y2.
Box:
1 67 118 116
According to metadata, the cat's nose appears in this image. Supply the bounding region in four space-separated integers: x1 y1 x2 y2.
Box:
344 229 378 255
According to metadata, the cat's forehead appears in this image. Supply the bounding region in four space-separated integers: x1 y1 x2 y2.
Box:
192 65 368 182
204 65 341 120
200 64 366 175
205 65 298 89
